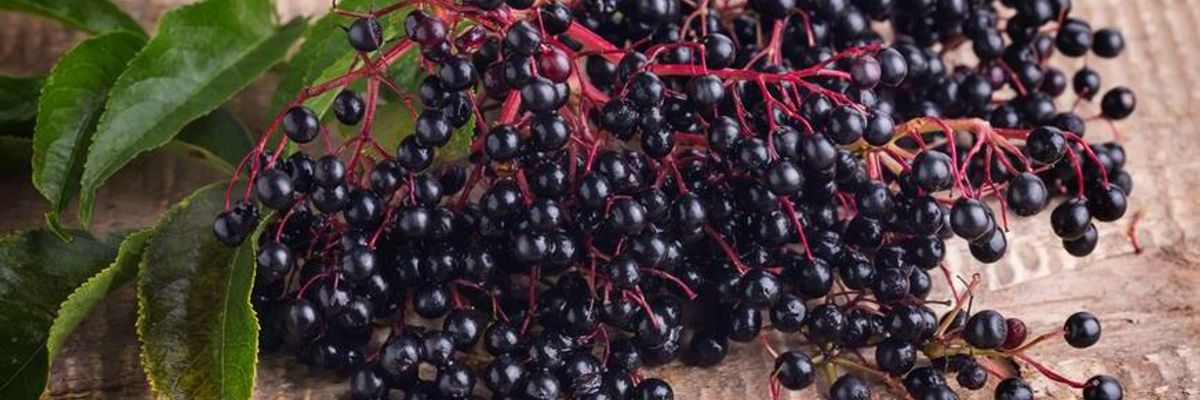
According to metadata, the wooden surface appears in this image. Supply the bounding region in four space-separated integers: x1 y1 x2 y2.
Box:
3 0 1200 398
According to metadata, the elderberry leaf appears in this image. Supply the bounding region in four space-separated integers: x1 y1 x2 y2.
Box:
0 230 124 399
0 0 145 36
79 0 306 227
31 31 145 237
328 100 415 152
326 100 474 162
271 0 410 115
438 113 476 162
172 108 254 173
0 75 43 133
136 183 260 400
47 229 151 366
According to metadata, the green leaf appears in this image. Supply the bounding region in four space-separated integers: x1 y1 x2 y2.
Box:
329 102 475 163
137 183 259 400
272 0 410 115
172 108 253 172
0 75 43 129
0 230 121 399
439 113 476 162
47 230 151 362
31 31 146 236
0 0 144 36
78 0 306 226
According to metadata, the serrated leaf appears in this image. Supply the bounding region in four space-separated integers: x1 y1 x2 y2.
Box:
439 113 476 162
0 230 121 399
137 183 259 400
271 0 410 115
0 75 43 130
330 101 476 163
47 230 150 361
173 108 253 172
0 0 144 36
78 0 306 227
31 31 146 235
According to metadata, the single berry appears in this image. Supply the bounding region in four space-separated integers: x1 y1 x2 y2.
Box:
282 106 319 143
1092 28 1125 58
1083 375 1123 400
964 310 1008 349
333 90 365 125
995 378 1034 400
347 17 383 52
1101 87 1136 120
1064 311 1102 348
830 374 871 400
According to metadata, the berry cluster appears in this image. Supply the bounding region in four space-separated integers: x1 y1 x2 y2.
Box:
212 0 1135 399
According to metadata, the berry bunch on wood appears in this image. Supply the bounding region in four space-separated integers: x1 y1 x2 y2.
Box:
213 0 1134 398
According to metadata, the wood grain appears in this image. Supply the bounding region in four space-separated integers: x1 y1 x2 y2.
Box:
1 0 1198 398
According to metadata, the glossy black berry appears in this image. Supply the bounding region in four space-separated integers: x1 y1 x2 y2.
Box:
1101 87 1136 120
635 378 673 400
1051 197 1092 239
1007 173 1048 216
1064 311 1102 348
413 109 452 147
912 151 953 192
875 337 917 375
703 33 736 69
950 198 994 241
766 161 804 195
864 112 895 146
877 47 908 87
995 378 1034 400
956 363 988 390
349 366 386 400
807 304 845 343
830 374 871 400
347 17 383 52
333 90 365 125
521 77 559 113
902 367 947 397
1074 67 1102 100
851 55 881 89
314 155 346 188
1063 223 1099 256
538 3 572 34
1056 18 1092 57
774 351 814 390
1083 375 1123 400
484 355 524 394
1026 126 1068 164
435 363 475 398
529 113 569 151
828 106 865 145
686 75 725 108
628 72 664 108
969 228 1007 263
522 370 561 400
256 241 292 283
1087 185 1127 221
504 21 542 56
255 168 295 210
485 124 522 161
964 310 1008 349
282 106 319 143
1092 28 1125 58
